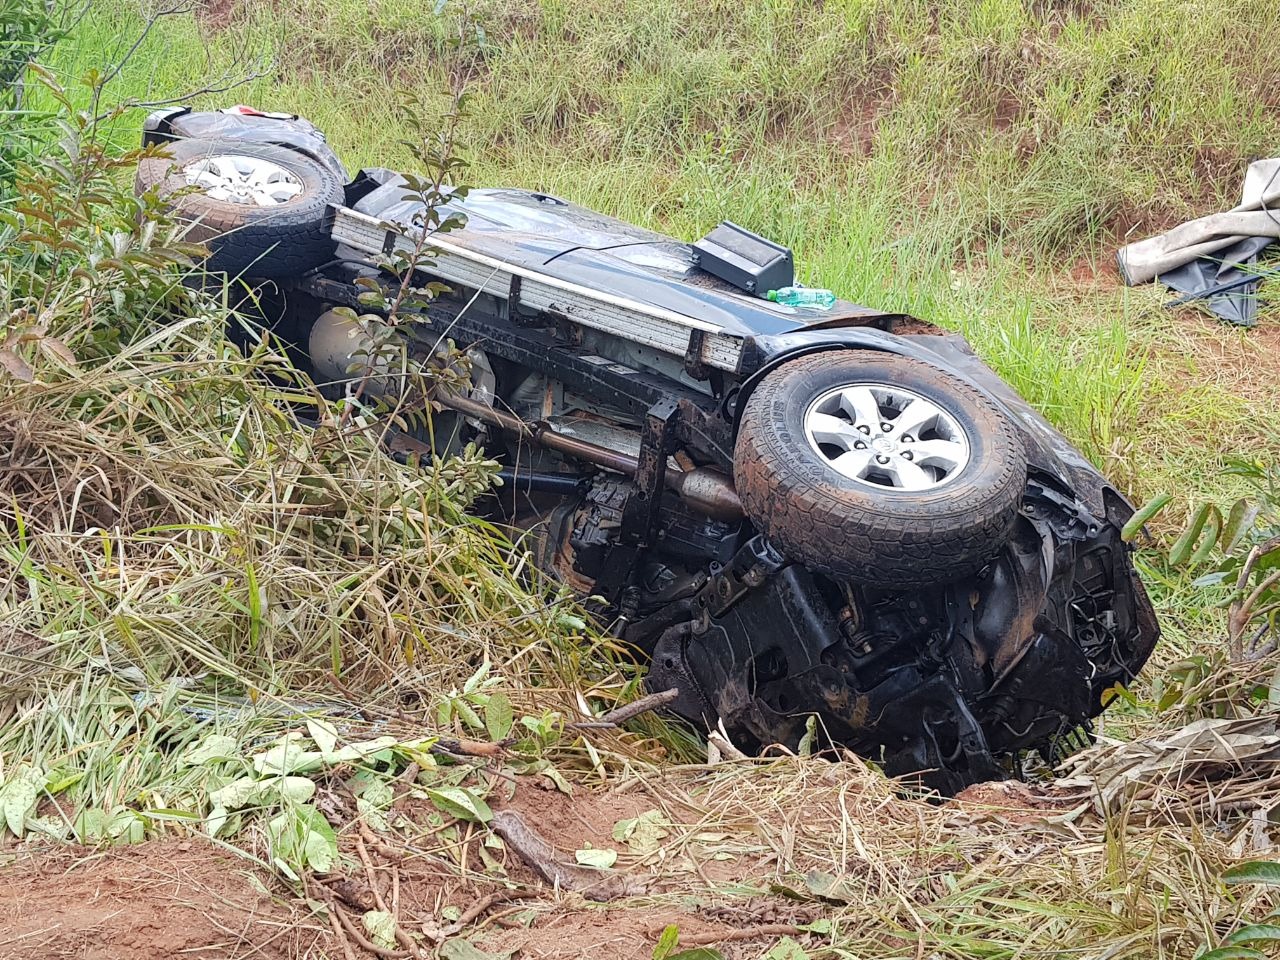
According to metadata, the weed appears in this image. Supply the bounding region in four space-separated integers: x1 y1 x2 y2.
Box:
2 3 1279 958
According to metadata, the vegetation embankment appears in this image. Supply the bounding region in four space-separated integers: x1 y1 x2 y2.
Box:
0 2 1278 958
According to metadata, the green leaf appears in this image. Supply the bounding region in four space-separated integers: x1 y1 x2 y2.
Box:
485 692 513 741
1170 502 1218 566
667 951 725 960
453 697 485 731
209 777 264 811
306 718 339 755
179 734 239 766
0 766 45 837
613 810 669 855
1222 499 1262 554
764 940 810 960
1223 861 1280 886
207 805 232 837
73 807 109 843
1121 492 1171 541
355 780 393 831
358 778 394 807
653 925 681 960
1194 949 1265 960
1191 571 1230 588
362 911 397 950
329 736 398 762
280 777 318 803
44 770 84 795
574 847 617 868
1190 506 1224 566
253 736 325 776
107 808 145 844
555 612 587 632
439 939 513 960
425 786 492 823
463 662 490 695
1224 925 1280 946
797 714 817 757
268 803 339 875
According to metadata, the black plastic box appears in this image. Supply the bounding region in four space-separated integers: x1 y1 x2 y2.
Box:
691 221 794 295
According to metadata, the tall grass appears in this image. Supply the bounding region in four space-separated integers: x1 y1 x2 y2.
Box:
1 8 1277 958
0 69 618 842
42 0 1280 512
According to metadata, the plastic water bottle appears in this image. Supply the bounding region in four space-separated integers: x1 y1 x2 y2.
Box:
765 286 837 309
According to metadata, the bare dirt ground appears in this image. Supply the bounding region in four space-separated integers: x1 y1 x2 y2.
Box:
0 842 326 960
0 777 825 960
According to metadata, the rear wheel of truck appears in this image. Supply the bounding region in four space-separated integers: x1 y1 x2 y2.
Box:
733 350 1027 588
135 138 342 277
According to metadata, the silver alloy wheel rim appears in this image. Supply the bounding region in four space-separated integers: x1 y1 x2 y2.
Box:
182 154 303 206
803 382 971 491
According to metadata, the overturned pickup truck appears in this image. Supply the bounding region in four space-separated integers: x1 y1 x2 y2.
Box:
138 107 1159 793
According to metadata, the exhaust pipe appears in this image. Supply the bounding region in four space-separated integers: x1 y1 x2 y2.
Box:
433 389 743 522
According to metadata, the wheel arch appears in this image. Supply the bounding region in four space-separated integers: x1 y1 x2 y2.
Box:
734 327 982 430
736 327 1102 507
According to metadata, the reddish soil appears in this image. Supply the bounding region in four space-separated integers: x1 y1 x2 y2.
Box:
0 779 814 959
1166 313 1280 400
952 779 1090 825
0 842 325 960
493 778 654 853
194 0 236 31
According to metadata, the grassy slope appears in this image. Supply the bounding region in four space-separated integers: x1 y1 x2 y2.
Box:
50 0 1280 661
55 0 1280 504
12 2 1279 957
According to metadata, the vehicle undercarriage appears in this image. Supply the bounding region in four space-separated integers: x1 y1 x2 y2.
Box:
136 108 1160 793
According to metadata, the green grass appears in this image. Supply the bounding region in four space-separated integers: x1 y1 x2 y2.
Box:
40 0 1279 681
4 3 1280 957
45 0 1278 509
22 0 1276 742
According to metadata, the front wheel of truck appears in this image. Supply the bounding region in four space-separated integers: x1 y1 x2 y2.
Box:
733 350 1028 588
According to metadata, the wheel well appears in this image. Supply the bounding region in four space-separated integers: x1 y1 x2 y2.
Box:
732 344 895 430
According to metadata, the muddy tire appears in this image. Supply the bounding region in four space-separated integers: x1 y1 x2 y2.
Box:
734 350 1027 588
135 138 341 277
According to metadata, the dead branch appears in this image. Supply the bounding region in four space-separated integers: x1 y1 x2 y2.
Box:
421 889 540 942
490 809 642 902
324 890 412 960
317 874 377 912
675 923 806 946
353 834 393 911
567 688 678 730
327 906 360 960
1230 539 1280 659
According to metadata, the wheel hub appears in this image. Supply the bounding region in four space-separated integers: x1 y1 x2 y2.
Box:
182 154 303 206
803 382 971 491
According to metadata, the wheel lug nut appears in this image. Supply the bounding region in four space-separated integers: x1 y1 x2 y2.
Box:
901 451 913 460
854 441 866 450
901 435 914 442
876 455 890 464
880 423 893 432
857 425 870 434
